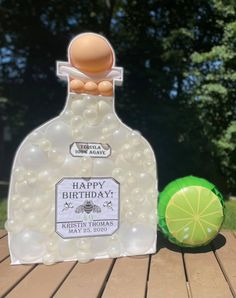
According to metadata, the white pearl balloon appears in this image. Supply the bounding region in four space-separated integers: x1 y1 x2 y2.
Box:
9 194 21 213
76 238 91 251
111 127 129 147
79 157 93 171
120 199 133 215
58 239 77 259
5 218 23 233
19 144 48 171
70 115 83 129
15 180 33 197
138 173 155 189
131 188 145 203
115 154 130 171
149 213 157 225
25 209 48 227
143 148 154 161
22 199 32 212
77 250 92 263
25 194 51 212
36 138 51 151
25 170 37 185
39 220 54 235
38 170 59 189
120 223 155 255
101 127 110 137
91 237 109 255
124 210 136 223
60 155 81 176
134 198 153 214
11 229 46 263
14 167 26 182
26 130 43 144
45 120 72 149
123 171 137 187
137 213 149 223
83 108 98 126
72 127 84 139
110 233 119 241
43 253 57 265
132 151 143 169
48 148 65 167
16 176 52 200
108 242 121 258
127 130 142 143
112 168 125 183
92 159 114 176
103 113 118 127
98 99 112 119
60 109 73 123
46 239 58 252
145 161 156 175
38 210 55 235
12 209 25 222
71 98 87 114
81 125 102 141
85 95 98 107
37 192 54 209
101 114 120 136
121 143 133 160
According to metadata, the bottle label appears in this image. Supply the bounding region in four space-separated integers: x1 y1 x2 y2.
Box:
55 177 120 238
70 142 111 158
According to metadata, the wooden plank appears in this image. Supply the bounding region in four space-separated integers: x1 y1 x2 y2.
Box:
0 257 35 297
212 231 236 296
0 236 9 262
54 259 113 298
6 261 77 298
0 229 7 238
102 256 149 298
184 244 233 298
147 233 189 298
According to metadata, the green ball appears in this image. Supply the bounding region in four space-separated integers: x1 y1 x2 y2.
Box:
158 176 224 247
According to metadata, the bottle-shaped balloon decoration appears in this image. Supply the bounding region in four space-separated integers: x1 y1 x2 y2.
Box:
6 33 158 265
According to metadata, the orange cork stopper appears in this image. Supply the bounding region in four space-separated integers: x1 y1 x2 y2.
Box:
69 34 113 73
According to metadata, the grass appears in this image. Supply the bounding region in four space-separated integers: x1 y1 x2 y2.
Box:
0 197 235 230
222 200 236 230
0 198 7 229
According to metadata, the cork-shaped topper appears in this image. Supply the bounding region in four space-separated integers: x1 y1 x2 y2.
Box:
57 32 123 96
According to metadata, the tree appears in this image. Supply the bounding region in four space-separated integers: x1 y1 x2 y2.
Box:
188 0 236 192
0 0 235 193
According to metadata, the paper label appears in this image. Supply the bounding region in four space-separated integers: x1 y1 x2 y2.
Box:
70 142 111 158
55 177 120 238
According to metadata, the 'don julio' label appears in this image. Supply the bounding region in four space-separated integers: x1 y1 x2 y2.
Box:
55 177 120 238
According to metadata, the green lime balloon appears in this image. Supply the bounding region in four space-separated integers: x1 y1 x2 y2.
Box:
158 176 224 247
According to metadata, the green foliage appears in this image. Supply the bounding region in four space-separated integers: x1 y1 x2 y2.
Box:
187 0 236 192
214 122 236 191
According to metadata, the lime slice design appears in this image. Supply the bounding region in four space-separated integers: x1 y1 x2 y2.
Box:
165 186 224 246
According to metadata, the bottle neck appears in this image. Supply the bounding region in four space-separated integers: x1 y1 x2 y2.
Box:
62 92 115 117
61 93 117 132
60 92 120 143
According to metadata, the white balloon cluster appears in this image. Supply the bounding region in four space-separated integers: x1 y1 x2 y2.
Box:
6 93 157 264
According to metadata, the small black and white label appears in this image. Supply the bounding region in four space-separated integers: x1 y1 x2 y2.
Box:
70 142 111 158
55 177 120 238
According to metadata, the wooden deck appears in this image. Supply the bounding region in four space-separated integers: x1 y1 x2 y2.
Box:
0 230 236 298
